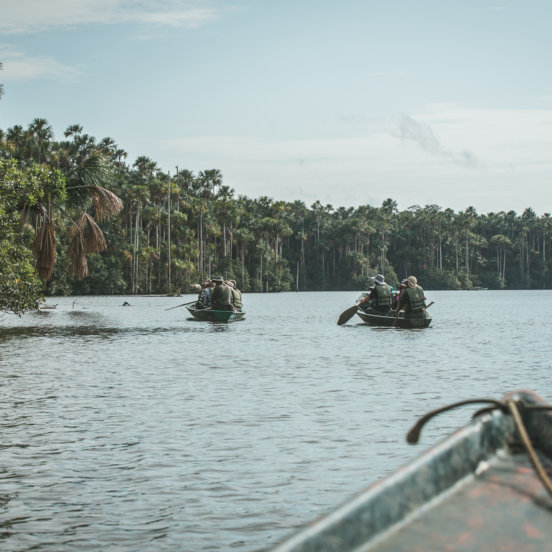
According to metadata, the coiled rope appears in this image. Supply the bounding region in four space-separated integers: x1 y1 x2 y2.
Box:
406 397 552 498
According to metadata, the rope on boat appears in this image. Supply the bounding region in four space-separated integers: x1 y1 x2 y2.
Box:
506 399 552 497
406 397 552 499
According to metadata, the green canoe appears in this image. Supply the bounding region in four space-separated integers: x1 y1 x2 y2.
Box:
356 307 431 328
186 304 246 322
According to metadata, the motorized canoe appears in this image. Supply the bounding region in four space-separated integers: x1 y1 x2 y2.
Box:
356 307 431 328
186 303 246 322
271 389 552 551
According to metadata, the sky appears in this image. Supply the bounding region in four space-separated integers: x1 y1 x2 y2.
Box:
1 0 552 215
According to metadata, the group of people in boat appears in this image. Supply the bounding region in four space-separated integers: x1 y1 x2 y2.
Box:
191 276 243 312
359 273 428 324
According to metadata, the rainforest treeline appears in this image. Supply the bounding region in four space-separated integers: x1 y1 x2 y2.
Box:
1 119 551 310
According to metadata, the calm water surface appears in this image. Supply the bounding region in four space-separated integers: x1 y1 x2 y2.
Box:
0 290 550 551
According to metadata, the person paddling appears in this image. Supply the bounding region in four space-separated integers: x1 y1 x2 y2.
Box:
393 275 427 326
359 274 393 314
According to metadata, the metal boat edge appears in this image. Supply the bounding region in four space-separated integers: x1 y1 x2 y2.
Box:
270 389 551 551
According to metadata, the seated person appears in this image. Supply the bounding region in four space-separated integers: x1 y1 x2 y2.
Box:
359 273 393 313
395 275 427 321
210 276 233 311
226 279 243 311
195 280 213 309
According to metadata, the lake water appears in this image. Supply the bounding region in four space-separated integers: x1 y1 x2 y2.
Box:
1 290 550 551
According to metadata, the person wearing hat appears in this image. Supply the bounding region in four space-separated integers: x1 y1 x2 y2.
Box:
227 279 243 311
195 279 214 309
393 278 408 309
360 273 393 314
211 276 233 311
394 275 426 324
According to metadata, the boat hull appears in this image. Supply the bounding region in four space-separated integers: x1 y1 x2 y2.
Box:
186 305 245 322
271 390 552 551
356 308 431 328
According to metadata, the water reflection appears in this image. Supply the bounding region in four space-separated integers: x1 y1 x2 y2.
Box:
0 324 212 341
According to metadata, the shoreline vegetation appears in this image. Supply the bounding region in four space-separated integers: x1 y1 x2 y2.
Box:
1 119 551 314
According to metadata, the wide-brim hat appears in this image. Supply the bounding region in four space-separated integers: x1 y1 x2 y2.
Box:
212 276 224 283
407 275 418 288
371 274 385 285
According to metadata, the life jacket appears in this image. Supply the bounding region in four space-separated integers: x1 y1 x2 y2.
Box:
373 284 392 308
212 284 233 307
404 286 426 312
231 288 242 310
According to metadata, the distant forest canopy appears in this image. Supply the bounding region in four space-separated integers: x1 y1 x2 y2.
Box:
1 118 552 308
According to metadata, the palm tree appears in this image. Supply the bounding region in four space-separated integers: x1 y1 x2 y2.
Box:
490 234 512 283
1 121 125 282
37 151 123 281
28 118 53 164
6 125 26 161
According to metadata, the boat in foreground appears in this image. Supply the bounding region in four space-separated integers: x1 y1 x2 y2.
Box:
271 389 552 551
356 307 431 328
186 303 246 322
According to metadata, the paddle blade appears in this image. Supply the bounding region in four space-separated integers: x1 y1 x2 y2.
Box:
337 305 359 325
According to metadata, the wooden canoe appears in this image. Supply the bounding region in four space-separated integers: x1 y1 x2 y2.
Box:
356 307 431 328
271 389 552 551
186 304 246 322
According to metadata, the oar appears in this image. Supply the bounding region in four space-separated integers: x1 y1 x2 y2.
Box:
165 300 196 311
337 304 361 325
425 301 434 310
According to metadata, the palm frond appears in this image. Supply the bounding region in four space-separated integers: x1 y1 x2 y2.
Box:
90 186 123 221
74 150 112 187
32 219 57 281
82 213 107 254
67 216 88 280
66 151 114 209
66 213 108 279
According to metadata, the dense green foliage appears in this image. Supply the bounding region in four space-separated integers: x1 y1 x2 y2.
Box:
0 120 122 312
0 160 65 313
2 119 552 312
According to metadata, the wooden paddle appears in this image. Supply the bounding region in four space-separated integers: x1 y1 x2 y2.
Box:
165 300 196 311
337 304 361 325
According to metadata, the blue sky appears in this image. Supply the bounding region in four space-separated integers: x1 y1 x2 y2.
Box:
2 1 552 214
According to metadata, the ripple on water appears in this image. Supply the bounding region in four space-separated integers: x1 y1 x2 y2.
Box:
1 291 552 550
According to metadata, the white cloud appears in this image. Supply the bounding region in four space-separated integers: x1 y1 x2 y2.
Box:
161 104 552 177
132 7 219 27
162 134 394 166
0 0 220 33
393 104 552 175
154 104 552 213
394 113 482 169
0 49 80 81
